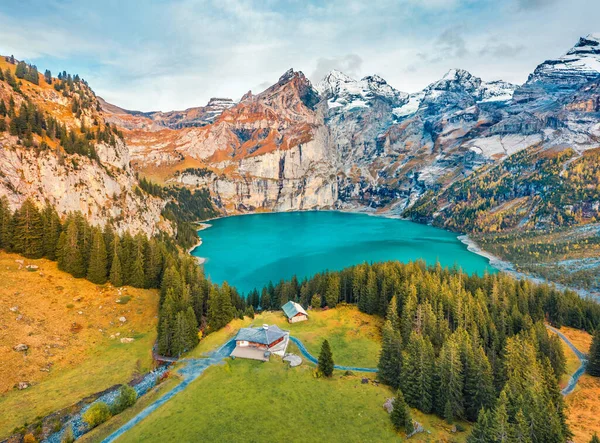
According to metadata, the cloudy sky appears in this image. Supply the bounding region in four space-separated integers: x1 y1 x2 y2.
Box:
1 0 598 111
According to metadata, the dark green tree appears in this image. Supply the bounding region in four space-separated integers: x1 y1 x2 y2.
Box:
467 408 496 443
587 329 600 377
42 203 62 260
318 339 334 377
12 198 44 258
378 318 403 388
109 235 123 287
57 219 85 278
390 390 414 435
325 273 340 308
87 229 108 284
402 332 435 413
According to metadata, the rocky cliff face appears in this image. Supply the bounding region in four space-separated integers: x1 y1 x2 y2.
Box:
107 34 600 218
0 57 168 236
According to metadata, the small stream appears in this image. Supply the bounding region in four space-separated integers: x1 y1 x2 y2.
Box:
100 339 236 443
43 366 169 443
289 336 378 373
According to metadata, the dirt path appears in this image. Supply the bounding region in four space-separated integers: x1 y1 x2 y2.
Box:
546 325 588 395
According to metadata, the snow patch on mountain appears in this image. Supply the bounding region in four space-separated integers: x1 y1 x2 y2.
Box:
466 134 542 158
392 69 516 119
528 34 600 85
317 70 408 110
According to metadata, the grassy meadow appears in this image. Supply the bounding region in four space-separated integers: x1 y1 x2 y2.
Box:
116 354 469 443
0 252 159 438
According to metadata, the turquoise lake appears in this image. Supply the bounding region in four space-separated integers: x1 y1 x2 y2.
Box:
192 211 496 294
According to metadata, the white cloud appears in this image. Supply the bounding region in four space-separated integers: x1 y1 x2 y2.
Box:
0 0 598 110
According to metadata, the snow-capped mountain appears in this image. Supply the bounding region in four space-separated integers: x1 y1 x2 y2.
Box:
528 33 600 87
316 70 408 110
393 69 516 119
103 33 600 216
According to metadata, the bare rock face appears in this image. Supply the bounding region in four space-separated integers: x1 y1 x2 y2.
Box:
0 61 171 237
0 145 166 236
13 344 28 352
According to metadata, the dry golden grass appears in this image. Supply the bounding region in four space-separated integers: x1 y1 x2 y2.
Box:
566 374 600 443
0 252 159 437
549 325 600 443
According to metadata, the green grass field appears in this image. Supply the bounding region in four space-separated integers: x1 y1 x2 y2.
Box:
188 305 382 368
116 356 468 443
111 305 467 443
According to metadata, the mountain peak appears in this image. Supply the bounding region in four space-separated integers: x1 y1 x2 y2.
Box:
527 33 600 87
278 68 309 84
317 70 407 110
441 68 473 81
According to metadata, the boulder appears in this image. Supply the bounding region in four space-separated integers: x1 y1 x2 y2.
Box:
407 421 424 438
13 344 28 352
383 398 394 413
283 354 302 367
9 306 18 312
120 337 135 344
17 382 29 390
119 316 127 323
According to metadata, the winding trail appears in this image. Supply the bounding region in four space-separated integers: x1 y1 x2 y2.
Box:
289 336 378 373
546 325 588 395
101 339 236 443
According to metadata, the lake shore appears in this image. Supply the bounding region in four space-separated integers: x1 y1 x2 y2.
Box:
458 234 600 301
188 209 598 300
188 222 212 265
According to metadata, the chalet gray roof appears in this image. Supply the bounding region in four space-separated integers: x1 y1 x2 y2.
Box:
282 301 308 319
235 325 288 345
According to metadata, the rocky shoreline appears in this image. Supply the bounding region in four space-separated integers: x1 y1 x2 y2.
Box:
458 234 600 302
188 222 212 265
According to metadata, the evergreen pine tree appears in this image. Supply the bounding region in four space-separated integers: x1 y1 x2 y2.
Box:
12 198 44 258
42 203 61 260
58 219 86 277
172 311 188 356
513 409 532 443
590 434 600 443
467 409 496 443
185 306 199 349
464 346 495 421
378 319 403 388
129 238 145 288
207 283 234 330
587 329 600 377
325 273 340 308
109 235 123 287
87 229 108 284
437 338 464 422
144 239 163 288
494 391 512 442
402 332 435 413
318 339 334 377
0 196 12 250
390 390 414 435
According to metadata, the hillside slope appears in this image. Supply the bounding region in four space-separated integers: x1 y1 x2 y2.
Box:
0 56 167 235
0 251 159 438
